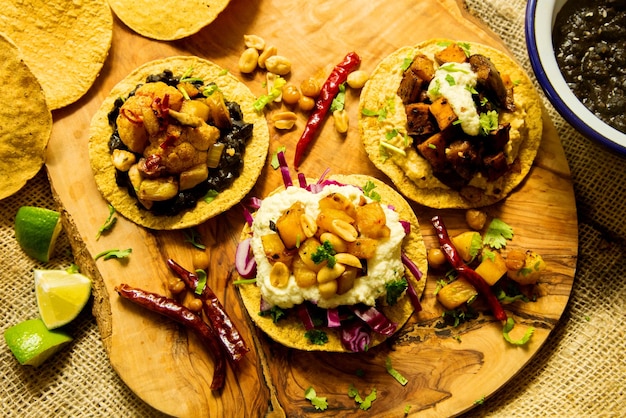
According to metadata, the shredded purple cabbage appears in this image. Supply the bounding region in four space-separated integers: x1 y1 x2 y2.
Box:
341 322 371 352
326 308 341 328
399 220 411 235
297 303 315 330
276 151 293 188
401 252 423 312
350 305 397 336
297 173 307 188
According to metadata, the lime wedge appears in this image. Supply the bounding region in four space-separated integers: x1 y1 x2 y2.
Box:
14 206 62 262
4 318 72 367
35 269 92 329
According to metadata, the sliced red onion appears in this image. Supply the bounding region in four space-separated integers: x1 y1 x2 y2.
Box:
276 151 293 188
235 238 256 279
326 308 341 328
297 303 316 330
350 305 397 336
260 297 272 312
241 204 254 227
399 220 411 234
401 251 423 312
246 196 262 210
298 173 307 188
341 322 371 352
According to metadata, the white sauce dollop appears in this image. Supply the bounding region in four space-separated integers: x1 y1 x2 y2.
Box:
250 184 406 309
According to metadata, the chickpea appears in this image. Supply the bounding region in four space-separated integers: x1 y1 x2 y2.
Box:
168 278 186 294
298 95 315 111
281 84 301 105
186 297 204 313
465 209 487 230
300 77 321 97
192 250 210 271
427 248 447 268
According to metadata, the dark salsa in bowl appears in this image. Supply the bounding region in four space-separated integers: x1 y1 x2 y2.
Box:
552 0 626 134
106 70 253 216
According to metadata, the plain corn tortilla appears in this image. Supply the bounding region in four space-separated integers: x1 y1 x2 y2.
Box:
0 33 52 200
237 174 427 352
88 56 270 230
358 39 543 209
107 0 230 40
0 0 112 110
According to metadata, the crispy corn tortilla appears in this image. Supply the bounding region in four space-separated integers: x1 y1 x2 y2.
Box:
88 56 270 230
359 39 543 209
237 174 427 352
107 0 230 40
0 0 112 110
0 33 52 200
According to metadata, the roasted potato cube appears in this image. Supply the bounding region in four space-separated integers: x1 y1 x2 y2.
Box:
261 233 293 266
318 193 357 219
434 43 469 64
316 207 355 233
429 96 458 131
137 176 178 201
507 250 546 285
292 257 317 288
355 202 390 239
179 164 208 191
475 251 508 286
345 237 378 259
450 231 482 263
276 201 306 249
437 277 478 310
111 149 136 172
298 237 324 272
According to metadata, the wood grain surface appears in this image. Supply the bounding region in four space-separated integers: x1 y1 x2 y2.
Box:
45 0 578 416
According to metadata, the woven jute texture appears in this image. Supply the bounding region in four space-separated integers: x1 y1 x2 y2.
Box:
1 0 624 416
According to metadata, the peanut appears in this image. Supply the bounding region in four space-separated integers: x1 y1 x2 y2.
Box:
329 219 358 242
334 253 362 269
297 95 315 111
265 55 292 75
281 84 301 105
300 213 318 238
238 47 259 74
269 261 290 288
333 109 349 134
346 70 369 89
258 45 277 69
272 111 297 130
243 34 265 50
319 232 348 253
465 209 487 230
317 263 346 284
427 248 447 268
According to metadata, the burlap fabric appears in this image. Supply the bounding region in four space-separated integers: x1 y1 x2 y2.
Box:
1 0 624 416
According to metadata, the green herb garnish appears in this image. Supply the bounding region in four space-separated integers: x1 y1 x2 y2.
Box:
479 110 500 135
94 248 132 261
203 189 219 203
330 83 346 112
259 305 285 323
270 146 287 169
311 240 336 267
385 356 408 386
184 228 206 250
363 180 381 202
348 384 377 410
502 317 534 345
385 278 408 305
194 269 207 295
96 204 117 239
304 386 328 410
305 329 328 345
483 218 514 249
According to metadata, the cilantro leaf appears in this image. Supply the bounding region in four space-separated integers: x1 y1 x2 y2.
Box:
94 248 132 261
184 228 206 250
385 278 408 305
483 218 514 249
363 180 381 202
479 110 499 135
259 306 285 323
385 356 408 386
311 240 337 267
330 83 346 112
348 384 377 410
305 329 328 345
96 204 117 239
304 386 328 410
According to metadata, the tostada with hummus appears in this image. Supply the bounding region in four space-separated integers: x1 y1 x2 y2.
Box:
359 39 543 208
89 56 269 230
235 160 427 352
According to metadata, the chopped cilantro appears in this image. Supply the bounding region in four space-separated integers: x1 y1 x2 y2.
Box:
474 395 486 405
203 189 219 203
445 73 456 86
270 146 287 169
330 83 346 112
457 42 472 57
483 218 514 249
385 128 399 141
429 79 441 96
363 180 381 202
96 204 117 239
468 233 484 261
404 405 412 416
66 264 81 274
259 305 285 323
184 228 206 250
482 249 496 262
385 356 408 386
428 143 437 150
385 278 408 305
401 56 413 71
465 84 479 95
305 329 328 345
94 248 132 261
348 384 377 410
502 317 534 345
304 386 328 411
479 110 499 135
440 62 469 73
194 269 207 295
202 82 219 97
311 240 337 268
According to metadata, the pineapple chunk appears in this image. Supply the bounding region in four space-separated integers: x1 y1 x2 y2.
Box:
437 277 478 310
275 201 306 249
450 231 482 262
475 250 508 286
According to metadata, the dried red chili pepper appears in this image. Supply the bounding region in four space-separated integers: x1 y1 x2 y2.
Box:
431 215 507 322
115 283 226 391
293 52 361 169
167 259 249 364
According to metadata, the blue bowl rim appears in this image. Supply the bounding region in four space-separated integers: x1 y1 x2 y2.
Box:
525 0 626 155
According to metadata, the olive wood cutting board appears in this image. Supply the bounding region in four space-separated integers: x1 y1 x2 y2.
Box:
45 0 578 416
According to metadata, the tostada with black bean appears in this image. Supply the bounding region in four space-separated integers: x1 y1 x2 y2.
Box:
88 56 269 229
358 39 543 209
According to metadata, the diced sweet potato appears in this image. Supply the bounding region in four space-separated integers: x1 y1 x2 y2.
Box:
345 237 378 259
406 103 437 137
397 70 424 105
316 207 355 233
261 233 293 267
409 53 436 83
416 131 448 171
355 202 390 239
429 96 457 131
276 201 306 249
475 251 508 286
437 277 478 310
318 193 357 219
434 43 468 65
